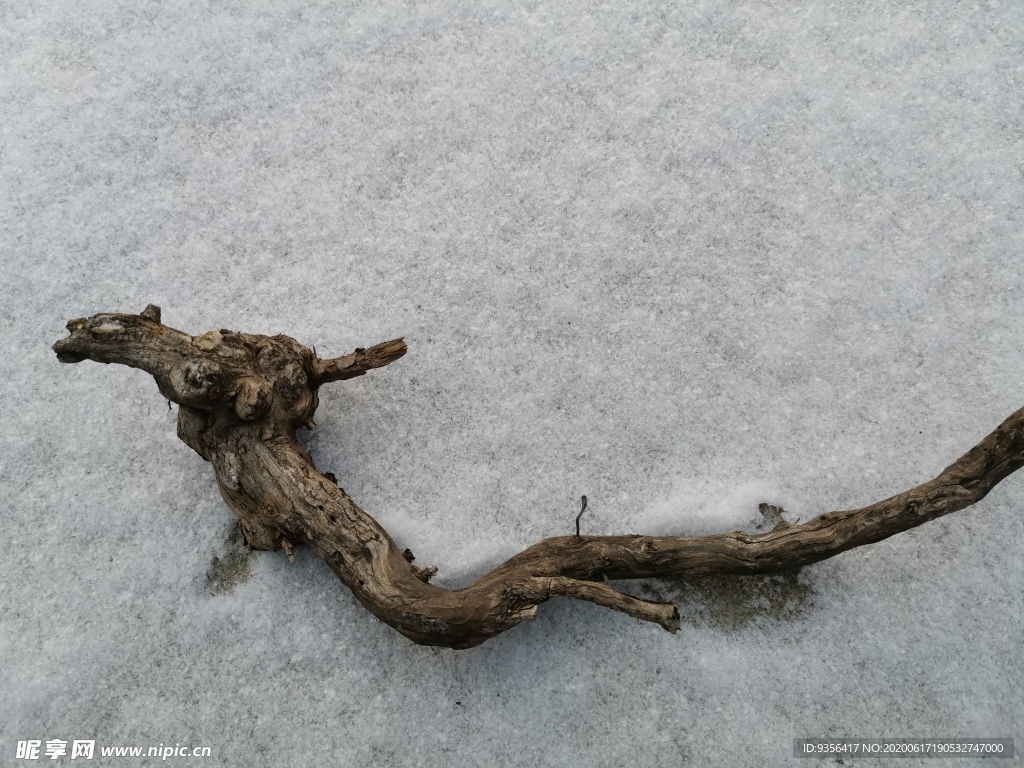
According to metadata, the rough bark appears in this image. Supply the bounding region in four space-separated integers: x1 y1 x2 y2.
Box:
53 306 1024 648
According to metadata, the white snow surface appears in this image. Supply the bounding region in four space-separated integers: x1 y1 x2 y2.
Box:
2 1 1023 765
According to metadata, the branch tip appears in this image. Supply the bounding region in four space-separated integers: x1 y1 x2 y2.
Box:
312 338 408 385
541 576 681 632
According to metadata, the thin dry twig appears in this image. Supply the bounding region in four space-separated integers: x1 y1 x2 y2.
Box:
575 495 588 538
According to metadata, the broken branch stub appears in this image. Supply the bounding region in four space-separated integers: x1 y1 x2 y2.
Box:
53 306 1024 648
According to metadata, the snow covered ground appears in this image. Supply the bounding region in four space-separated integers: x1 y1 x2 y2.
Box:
2 1 1022 765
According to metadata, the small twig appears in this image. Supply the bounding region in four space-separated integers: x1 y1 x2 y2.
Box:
575 495 588 538
311 338 407 385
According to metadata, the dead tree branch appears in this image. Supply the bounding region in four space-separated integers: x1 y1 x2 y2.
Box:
53 306 1024 648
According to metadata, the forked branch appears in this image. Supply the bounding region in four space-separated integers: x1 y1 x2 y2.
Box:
53 306 1024 648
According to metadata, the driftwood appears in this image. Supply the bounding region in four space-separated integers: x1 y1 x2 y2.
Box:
53 306 1024 648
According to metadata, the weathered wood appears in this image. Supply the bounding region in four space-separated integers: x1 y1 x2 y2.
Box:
53 306 1024 648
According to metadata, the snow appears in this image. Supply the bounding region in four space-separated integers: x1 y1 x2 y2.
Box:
2 0 1023 765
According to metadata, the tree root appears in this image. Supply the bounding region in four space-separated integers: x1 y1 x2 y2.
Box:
53 306 1024 648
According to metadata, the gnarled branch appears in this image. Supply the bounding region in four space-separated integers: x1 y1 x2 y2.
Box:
53 306 1024 648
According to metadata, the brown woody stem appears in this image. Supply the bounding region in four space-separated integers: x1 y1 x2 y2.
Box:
53 306 1024 648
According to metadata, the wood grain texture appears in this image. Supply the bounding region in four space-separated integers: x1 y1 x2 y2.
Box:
53 306 1024 648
